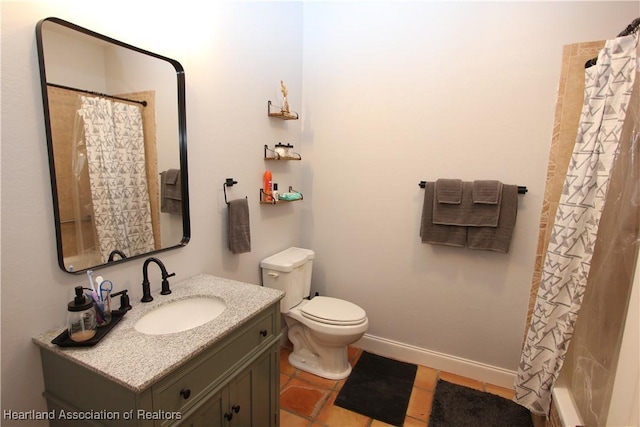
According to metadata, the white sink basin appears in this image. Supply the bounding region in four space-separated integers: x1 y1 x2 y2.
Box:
134 296 227 335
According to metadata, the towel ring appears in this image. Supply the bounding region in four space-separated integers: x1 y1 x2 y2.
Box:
223 178 246 205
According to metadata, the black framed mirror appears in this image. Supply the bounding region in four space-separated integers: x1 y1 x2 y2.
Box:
36 17 190 274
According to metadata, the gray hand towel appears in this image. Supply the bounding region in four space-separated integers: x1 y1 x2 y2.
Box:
435 179 462 204
228 198 251 254
467 184 518 253
160 169 182 215
433 181 501 227
472 180 502 204
420 182 467 247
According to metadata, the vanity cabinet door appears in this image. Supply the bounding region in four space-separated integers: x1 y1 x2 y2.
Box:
178 343 279 427
228 344 279 427
178 388 227 427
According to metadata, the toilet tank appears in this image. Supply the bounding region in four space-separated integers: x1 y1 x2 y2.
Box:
260 247 315 313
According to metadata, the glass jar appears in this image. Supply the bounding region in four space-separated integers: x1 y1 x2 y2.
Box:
274 143 286 159
285 144 294 158
67 286 97 342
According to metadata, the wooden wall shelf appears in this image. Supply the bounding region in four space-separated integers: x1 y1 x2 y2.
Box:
267 100 298 120
263 144 301 160
260 187 303 204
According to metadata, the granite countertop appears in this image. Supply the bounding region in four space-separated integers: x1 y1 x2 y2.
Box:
33 274 284 392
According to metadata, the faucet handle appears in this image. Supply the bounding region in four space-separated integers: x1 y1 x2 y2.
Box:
160 273 174 296
111 289 132 311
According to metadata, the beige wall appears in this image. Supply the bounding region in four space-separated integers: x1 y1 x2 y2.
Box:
48 86 98 257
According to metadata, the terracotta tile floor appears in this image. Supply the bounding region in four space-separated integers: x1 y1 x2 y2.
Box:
279 346 516 427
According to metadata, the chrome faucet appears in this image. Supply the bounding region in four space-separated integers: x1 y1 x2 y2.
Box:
141 257 175 303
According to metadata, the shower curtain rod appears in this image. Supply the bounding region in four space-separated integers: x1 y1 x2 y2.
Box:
47 83 148 106
585 17 640 69
418 181 528 194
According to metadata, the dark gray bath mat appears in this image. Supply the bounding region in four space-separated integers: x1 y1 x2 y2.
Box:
335 351 417 426
429 379 534 427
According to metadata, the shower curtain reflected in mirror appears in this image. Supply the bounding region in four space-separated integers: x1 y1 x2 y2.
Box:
514 32 639 417
74 96 155 263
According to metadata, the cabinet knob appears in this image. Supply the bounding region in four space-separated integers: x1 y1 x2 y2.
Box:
259 329 268 337
224 412 233 421
180 389 191 399
232 404 241 414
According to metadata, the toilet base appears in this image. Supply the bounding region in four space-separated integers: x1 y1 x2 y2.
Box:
287 322 354 380
288 348 352 380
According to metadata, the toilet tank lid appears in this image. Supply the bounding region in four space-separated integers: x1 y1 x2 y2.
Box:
260 247 315 272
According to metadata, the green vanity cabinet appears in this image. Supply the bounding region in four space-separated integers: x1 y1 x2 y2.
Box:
181 346 278 427
178 388 225 427
38 301 281 427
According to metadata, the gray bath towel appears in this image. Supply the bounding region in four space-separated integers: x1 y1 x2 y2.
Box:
420 182 467 247
435 179 462 204
228 198 251 254
467 184 518 253
472 180 502 204
160 169 182 215
433 181 501 227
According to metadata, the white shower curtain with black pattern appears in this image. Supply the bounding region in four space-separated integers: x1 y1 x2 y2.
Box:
78 96 155 262
514 32 638 416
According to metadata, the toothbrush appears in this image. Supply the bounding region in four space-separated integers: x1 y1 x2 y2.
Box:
86 270 99 302
86 270 96 293
86 291 105 323
95 276 105 302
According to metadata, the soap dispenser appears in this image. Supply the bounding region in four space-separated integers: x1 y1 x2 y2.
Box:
67 286 97 342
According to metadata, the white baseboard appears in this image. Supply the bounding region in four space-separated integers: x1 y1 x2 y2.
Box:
354 333 517 389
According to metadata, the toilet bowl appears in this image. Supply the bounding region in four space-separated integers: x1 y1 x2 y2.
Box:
285 297 368 379
260 247 369 380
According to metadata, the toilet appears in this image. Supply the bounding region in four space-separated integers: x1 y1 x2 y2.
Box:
261 247 369 380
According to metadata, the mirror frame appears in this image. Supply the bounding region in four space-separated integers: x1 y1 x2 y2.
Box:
36 17 190 274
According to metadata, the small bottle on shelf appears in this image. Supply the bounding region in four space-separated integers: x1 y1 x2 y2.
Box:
263 171 273 202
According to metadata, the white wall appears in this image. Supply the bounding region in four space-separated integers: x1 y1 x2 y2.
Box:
1 1 303 423
300 1 638 374
1 0 638 423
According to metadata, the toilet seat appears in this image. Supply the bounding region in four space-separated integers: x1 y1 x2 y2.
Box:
301 296 367 326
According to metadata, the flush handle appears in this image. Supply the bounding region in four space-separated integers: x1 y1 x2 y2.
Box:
268 272 279 278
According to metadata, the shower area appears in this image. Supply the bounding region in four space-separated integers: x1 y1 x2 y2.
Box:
47 85 161 269
518 20 639 427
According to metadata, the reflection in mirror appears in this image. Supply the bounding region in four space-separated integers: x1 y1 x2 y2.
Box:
36 17 190 274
